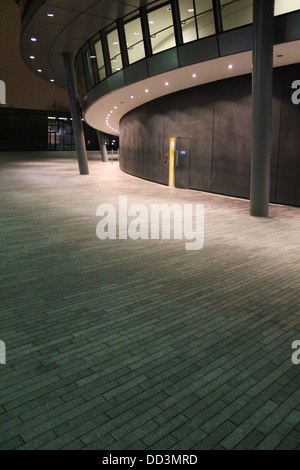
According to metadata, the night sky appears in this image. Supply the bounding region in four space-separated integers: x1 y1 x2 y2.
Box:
0 0 69 111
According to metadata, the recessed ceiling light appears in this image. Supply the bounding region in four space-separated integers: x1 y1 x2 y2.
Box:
145 89 149 93
30 56 35 60
31 37 37 42
37 69 42 73
130 96 134 99
228 64 233 69
114 106 118 109
165 82 169 86
50 79 55 82
187 9 194 12
192 73 197 78
47 13 54 17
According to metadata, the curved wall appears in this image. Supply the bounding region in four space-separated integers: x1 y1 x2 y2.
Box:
120 63 300 207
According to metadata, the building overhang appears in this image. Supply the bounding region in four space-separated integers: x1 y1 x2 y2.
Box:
19 0 156 89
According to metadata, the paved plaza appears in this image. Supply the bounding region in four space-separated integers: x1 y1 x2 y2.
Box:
0 152 300 450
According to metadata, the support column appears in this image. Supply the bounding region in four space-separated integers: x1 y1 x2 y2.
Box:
63 53 89 175
250 0 274 217
97 131 109 162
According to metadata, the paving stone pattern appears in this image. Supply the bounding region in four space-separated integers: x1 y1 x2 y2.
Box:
0 153 300 450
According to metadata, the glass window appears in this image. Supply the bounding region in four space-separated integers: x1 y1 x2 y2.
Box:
275 0 300 16
83 47 94 89
221 0 253 32
95 40 106 81
75 53 87 98
179 0 197 43
107 28 123 74
148 3 176 54
195 0 215 38
124 17 146 64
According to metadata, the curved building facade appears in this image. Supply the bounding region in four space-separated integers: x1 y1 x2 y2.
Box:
16 0 300 206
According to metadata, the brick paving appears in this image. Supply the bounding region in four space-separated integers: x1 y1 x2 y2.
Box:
0 152 300 450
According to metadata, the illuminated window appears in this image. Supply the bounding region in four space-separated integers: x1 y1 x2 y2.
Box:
95 40 106 81
148 4 176 54
124 17 145 64
220 0 253 32
107 28 123 74
195 0 215 38
179 0 197 43
275 0 300 15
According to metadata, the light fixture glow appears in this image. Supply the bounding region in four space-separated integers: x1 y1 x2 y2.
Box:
165 82 169 86
228 64 233 69
192 73 197 77
31 37 37 42
47 13 54 17
30 56 35 59
145 89 149 93
50 79 55 82
37 69 42 73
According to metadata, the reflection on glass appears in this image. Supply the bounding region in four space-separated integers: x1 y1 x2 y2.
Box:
221 0 253 31
148 4 176 54
124 17 145 64
75 53 87 98
95 40 106 81
195 0 215 38
179 0 197 43
85 50 94 88
275 0 300 15
107 28 123 73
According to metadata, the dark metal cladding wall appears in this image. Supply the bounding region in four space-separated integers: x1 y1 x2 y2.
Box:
120 63 300 207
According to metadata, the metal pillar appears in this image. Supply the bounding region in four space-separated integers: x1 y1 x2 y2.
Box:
250 0 274 217
63 53 89 175
97 131 109 162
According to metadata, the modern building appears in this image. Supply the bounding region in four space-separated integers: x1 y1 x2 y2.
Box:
15 0 300 209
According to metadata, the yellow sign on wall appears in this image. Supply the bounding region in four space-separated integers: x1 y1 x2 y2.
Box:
169 137 175 187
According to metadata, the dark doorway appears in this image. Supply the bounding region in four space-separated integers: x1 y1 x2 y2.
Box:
175 137 191 189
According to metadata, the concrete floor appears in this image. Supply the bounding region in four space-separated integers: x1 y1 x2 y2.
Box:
0 153 300 450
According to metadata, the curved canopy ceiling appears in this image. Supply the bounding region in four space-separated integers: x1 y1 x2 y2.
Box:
19 0 154 89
